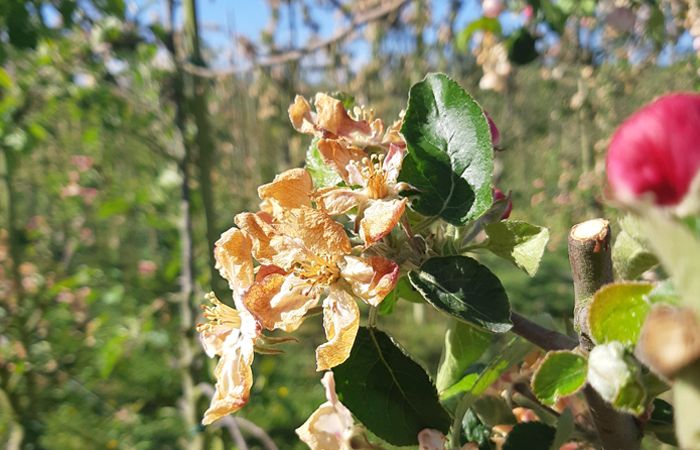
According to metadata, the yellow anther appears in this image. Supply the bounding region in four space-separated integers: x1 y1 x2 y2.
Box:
196 294 241 333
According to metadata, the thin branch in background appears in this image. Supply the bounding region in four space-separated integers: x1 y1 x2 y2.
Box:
197 383 279 450
182 0 409 78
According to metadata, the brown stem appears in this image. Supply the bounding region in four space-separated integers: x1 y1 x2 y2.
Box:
568 218 613 351
568 219 642 450
510 312 577 351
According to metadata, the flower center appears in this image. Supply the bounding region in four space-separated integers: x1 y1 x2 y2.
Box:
196 293 241 333
293 255 341 286
360 154 389 199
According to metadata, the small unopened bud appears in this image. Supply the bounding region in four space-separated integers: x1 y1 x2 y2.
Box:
493 188 513 220
485 111 501 148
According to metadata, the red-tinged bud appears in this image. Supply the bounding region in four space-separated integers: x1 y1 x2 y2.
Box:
485 111 501 148
493 188 513 220
606 93 700 208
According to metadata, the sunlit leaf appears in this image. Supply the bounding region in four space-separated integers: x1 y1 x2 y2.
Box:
305 138 343 188
436 321 492 393
531 351 587 406
612 215 658 280
588 282 653 347
399 73 494 225
441 336 532 400
484 220 549 277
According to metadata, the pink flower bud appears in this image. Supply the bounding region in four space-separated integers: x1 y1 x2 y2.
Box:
522 5 534 22
485 111 501 148
606 93 700 207
493 188 512 219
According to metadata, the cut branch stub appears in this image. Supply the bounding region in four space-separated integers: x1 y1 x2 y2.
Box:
568 218 613 351
568 218 642 450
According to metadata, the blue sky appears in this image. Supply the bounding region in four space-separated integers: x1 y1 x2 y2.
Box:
134 0 483 65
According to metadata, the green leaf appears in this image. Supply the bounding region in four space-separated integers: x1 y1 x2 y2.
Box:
503 422 556 450
531 351 587 407
436 320 492 393
328 91 355 110
675 361 700 449
540 0 567 34
646 280 681 306
399 73 494 225
612 215 658 280
332 327 451 446
393 275 426 304
638 209 700 314
612 230 658 280
484 220 550 276
472 395 516 427
304 138 343 188
588 282 653 347
442 336 532 400
456 17 502 52
462 409 494 450
550 408 575 450
0 68 12 90
647 398 677 446
408 256 512 332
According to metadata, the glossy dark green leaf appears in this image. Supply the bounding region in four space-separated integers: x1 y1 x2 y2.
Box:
647 399 677 446
502 422 556 450
399 73 494 225
408 256 512 332
332 327 451 446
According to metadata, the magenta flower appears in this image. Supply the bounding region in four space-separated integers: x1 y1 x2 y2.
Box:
606 93 700 207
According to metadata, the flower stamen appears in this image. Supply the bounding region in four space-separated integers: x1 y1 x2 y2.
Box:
196 292 241 333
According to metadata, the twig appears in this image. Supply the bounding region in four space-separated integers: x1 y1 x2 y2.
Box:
567 219 642 450
182 0 409 78
197 383 279 450
568 218 613 351
236 417 280 450
510 312 578 351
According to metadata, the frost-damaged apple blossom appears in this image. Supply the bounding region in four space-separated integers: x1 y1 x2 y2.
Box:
197 92 404 428
196 73 699 450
